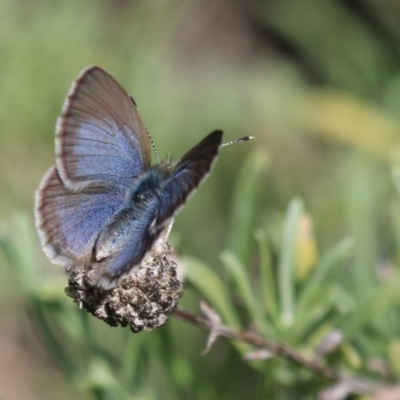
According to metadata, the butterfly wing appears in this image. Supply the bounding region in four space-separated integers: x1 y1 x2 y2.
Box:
56 66 151 190
37 65 223 290
153 130 223 232
35 167 125 270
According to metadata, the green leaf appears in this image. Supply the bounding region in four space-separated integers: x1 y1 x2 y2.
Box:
2 212 39 291
220 250 274 336
339 272 400 340
278 198 303 326
120 333 147 391
254 228 278 323
295 238 353 328
226 149 269 265
184 256 253 356
78 357 126 400
341 154 378 300
184 256 241 329
30 297 80 376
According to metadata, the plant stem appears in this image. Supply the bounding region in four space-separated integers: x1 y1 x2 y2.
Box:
172 306 338 382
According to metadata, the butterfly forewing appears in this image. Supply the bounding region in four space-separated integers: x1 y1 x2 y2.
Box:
56 66 151 190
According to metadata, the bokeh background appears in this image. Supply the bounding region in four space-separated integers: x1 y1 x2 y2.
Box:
3 0 400 399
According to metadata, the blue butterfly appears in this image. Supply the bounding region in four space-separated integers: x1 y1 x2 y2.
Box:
35 66 223 290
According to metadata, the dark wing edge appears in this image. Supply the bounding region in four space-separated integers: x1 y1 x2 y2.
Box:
153 130 223 233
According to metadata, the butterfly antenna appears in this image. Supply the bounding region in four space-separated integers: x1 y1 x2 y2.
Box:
169 158 180 169
147 131 160 164
168 135 254 170
221 135 255 148
130 95 160 163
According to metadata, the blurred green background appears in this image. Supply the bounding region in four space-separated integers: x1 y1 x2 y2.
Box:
3 0 400 399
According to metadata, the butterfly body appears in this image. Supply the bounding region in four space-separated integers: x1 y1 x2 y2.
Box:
35 66 223 290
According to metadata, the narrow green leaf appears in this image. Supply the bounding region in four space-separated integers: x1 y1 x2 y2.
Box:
292 292 336 341
184 256 241 329
226 149 270 265
330 285 358 315
79 357 125 400
171 356 194 389
342 155 378 300
220 250 273 336
31 298 79 376
120 333 146 390
47 296 87 346
339 272 400 340
278 198 303 326
295 238 353 326
11 212 39 291
254 228 278 322
184 256 253 356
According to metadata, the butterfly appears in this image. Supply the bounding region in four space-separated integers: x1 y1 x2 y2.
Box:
34 66 224 290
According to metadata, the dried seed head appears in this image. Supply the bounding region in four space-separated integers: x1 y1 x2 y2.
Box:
65 240 184 332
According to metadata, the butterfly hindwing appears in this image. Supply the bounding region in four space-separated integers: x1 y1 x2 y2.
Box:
88 198 162 290
35 166 125 269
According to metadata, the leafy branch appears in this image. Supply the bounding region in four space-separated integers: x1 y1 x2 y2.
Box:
172 303 338 381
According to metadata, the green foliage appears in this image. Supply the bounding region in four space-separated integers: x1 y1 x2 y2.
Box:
3 145 400 398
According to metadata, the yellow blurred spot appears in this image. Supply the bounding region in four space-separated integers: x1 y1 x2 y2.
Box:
305 90 400 163
296 213 318 281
